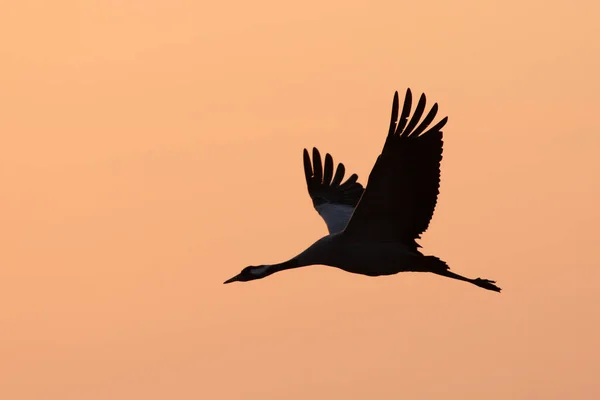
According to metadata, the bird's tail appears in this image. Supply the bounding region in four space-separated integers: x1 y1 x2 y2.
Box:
422 255 450 272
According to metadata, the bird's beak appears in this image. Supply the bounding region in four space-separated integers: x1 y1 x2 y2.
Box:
223 274 242 284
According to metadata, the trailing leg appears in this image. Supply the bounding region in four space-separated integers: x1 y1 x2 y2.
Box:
432 268 501 292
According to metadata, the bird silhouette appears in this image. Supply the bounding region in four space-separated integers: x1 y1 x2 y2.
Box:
224 89 501 293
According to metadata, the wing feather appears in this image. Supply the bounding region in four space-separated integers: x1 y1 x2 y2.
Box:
303 148 364 234
343 89 448 250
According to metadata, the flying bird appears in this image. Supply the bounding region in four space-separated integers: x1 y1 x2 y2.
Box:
224 89 501 292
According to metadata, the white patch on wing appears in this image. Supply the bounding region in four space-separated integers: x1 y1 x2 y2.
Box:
250 265 271 276
315 203 355 234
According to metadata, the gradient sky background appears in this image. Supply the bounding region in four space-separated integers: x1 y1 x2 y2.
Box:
2 1 600 399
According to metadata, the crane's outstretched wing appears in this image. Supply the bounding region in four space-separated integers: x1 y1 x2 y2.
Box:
303 147 364 234
343 89 448 252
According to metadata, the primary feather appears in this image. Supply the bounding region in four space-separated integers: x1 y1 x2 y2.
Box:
303 148 364 234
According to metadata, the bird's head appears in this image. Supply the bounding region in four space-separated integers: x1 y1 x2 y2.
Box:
223 265 270 284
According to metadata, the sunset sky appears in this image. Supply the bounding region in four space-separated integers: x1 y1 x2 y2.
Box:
1 1 600 399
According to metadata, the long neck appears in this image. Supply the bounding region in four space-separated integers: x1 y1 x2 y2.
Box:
254 258 301 279
253 235 334 279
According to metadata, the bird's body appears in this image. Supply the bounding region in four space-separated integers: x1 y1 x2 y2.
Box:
298 233 428 276
224 88 501 292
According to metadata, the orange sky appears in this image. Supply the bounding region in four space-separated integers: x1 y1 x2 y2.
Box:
1 1 600 399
